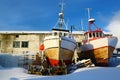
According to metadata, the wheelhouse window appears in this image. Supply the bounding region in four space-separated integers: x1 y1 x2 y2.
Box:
21 41 29 48
54 32 57 36
89 33 92 38
64 33 67 36
96 32 99 37
13 41 20 48
100 33 102 37
64 33 69 36
93 33 95 37
59 32 62 37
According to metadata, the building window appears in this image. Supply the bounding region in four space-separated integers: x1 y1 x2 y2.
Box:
16 35 19 38
21 41 29 48
13 41 20 48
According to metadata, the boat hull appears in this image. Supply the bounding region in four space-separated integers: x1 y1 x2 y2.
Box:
44 36 76 67
78 46 115 66
45 47 74 66
77 37 118 66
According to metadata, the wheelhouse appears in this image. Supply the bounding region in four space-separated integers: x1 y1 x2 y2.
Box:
85 29 104 39
52 28 70 37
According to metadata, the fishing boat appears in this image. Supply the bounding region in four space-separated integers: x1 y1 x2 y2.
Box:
43 1 76 67
77 9 118 66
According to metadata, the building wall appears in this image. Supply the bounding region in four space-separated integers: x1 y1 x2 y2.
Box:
0 33 51 54
73 34 84 42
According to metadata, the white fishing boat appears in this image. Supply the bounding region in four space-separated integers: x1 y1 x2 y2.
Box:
43 1 76 67
77 9 118 66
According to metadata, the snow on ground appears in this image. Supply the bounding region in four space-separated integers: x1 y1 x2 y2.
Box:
0 66 120 80
0 53 120 80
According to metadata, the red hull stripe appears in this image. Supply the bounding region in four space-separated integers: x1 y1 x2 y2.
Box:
48 58 71 67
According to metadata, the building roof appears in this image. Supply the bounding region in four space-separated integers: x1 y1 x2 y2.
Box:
0 31 111 35
0 31 51 34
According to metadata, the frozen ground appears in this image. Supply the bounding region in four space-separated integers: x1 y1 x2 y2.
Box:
0 65 120 80
0 54 120 80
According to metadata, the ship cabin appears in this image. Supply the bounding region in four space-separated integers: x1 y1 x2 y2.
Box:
52 28 70 37
84 29 105 40
86 18 105 40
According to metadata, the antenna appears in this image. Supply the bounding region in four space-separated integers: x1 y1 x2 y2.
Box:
54 0 68 29
58 0 64 29
81 19 84 31
59 0 64 12
87 8 99 31
87 8 91 19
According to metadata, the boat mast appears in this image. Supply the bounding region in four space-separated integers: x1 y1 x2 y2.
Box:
53 0 68 29
87 8 91 19
87 8 95 31
58 0 64 29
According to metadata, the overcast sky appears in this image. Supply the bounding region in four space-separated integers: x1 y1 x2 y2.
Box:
0 0 120 32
